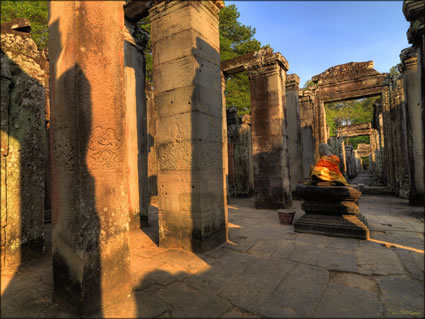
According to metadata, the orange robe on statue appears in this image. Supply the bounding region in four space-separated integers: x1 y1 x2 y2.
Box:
311 155 348 186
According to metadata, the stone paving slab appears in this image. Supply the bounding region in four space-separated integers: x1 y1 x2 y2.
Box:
1 194 424 318
376 276 424 318
258 263 329 318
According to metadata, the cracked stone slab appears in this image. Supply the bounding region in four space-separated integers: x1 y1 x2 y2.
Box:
313 282 383 318
258 263 329 317
156 281 231 318
394 248 424 281
185 250 257 294
218 257 296 314
316 248 358 272
376 276 424 318
248 238 295 258
357 246 406 275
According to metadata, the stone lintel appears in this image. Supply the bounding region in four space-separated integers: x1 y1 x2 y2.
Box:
337 123 372 138
286 73 300 91
400 46 418 70
311 61 381 86
221 51 256 75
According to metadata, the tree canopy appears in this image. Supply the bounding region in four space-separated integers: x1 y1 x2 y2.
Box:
325 96 379 149
1 1 48 49
220 4 266 116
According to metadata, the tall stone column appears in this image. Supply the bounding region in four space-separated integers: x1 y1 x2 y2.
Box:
285 74 304 191
48 2 131 315
400 47 424 204
150 1 226 252
248 50 292 209
221 71 229 240
299 90 316 180
123 21 149 228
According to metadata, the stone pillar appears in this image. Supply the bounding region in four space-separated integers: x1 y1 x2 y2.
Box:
299 90 316 180
400 47 424 204
124 21 149 228
221 72 229 196
1 21 47 267
247 50 292 209
220 72 229 239
234 115 254 196
48 2 131 315
337 137 347 176
285 74 304 191
150 1 226 252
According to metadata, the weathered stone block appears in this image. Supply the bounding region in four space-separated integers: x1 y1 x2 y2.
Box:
156 111 222 144
155 85 222 119
150 1 220 50
152 28 220 67
153 55 220 94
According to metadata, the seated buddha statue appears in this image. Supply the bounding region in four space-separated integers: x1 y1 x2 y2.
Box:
310 143 348 186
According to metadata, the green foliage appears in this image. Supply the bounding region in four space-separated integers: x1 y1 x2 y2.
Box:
389 64 401 78
220 4 266 115
0 1 48 49
219 4 261 61
325 96 379 143
345 135 370 150
303 79 315 89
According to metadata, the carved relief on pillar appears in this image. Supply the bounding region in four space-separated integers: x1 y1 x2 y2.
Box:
87 127 122 170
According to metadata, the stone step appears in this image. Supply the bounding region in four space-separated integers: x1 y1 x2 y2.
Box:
294 213 369 239
302 201 359 215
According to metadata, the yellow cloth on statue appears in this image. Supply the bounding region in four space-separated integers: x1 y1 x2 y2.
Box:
311 155 348 185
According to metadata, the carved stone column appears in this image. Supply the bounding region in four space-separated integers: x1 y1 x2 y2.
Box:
400 47 424 204
150 1 226 252
403 0 424 204
247 49 292 209
48 2 131 315
286 74 304 191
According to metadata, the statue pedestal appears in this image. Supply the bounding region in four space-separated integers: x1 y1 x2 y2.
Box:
294 185 369 239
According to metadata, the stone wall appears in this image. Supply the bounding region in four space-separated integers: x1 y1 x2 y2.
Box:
1 19 48 267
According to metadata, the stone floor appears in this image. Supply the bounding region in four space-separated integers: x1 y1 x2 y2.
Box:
1 192 424 318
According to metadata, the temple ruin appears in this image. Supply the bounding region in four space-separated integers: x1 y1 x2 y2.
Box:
1 0 424 316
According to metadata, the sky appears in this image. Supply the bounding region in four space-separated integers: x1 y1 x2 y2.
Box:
225 1 411 87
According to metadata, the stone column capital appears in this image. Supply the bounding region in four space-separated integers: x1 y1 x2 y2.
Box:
403 0 425 45
150 1 220 21
400 46 418 71
247 48 289 77
286 73 300 91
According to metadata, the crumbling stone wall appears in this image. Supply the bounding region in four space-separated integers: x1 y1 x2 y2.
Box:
1 19 47 266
